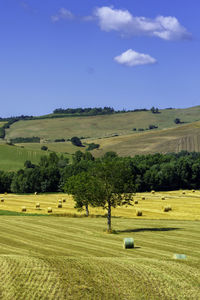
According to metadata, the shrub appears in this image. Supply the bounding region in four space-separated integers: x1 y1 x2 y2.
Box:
41 146 48 151
87 143 100 151
71 136 83 147
54 139 65 142
174 118 181 124
149 124 158 130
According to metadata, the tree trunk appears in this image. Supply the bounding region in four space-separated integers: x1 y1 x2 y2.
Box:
85 204 89 217
107 200 111 232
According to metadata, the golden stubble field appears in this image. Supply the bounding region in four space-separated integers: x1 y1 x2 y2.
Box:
1 190 200 220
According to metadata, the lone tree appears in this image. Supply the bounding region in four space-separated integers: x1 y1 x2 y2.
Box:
65 156 135 231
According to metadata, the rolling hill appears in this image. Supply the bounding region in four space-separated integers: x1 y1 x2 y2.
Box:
1 105 200 169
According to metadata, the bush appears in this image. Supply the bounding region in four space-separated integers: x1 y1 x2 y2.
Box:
41 146 48 151
149 125 158 130
54 139 65 142
87 143 100 151
71 137 83 147
174 118 181 124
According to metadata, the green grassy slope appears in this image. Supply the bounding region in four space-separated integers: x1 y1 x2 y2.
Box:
0 144 48 171
0 217 199 299
5 106 200 141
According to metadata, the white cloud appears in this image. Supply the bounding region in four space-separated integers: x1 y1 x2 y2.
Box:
114 49 157 67
94 6 191 41
51 8 74 23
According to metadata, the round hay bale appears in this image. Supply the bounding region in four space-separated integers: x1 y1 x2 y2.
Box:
36 203 40 209
136 210 142 216
182 191 185 195
47 207 52 213
168 205 172 211
34 192 38 195
141 197 145 200
4 192 7 195
192 190 195 193
123 238 134 249
134 200 138 204
58 203 62 208
151 190 155 194
58 199 62 203
161 197 165 200
1 198 4 203
163 206 169 212
21 206 27 212
62 199 66 203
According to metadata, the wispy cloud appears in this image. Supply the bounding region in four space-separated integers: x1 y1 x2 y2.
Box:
94 6 191 41
114 49 157 67
51 8 74 23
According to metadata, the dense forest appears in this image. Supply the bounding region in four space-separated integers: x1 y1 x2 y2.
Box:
1 150 200 194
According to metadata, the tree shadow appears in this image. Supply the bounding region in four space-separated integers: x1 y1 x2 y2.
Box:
116 227 181 234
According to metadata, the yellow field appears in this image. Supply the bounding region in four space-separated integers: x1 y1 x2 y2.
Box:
1 190 200 220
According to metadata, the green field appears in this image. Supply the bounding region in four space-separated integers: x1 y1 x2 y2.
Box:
0 144 47 171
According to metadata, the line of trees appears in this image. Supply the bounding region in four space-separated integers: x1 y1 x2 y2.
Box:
1 150 200 229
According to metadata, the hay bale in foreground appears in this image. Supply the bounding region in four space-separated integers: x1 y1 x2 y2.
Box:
173 254 187 260
21 206 26 212
136 210 142 216
36 203 40 209
1 198 4 202
47 207 52 213
161 197 165 200
123 238 134 249
58 203 62 208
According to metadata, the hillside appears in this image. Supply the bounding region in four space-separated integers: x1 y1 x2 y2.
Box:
5 106 200 141
92 120 200 157
1 106 200 169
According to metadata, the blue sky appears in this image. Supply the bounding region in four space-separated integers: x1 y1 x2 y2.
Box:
0 0 200 117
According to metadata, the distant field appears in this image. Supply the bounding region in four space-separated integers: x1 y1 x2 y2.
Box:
16 142 84 156
0 216 199 299
0 122 7 128
1 190 200 220
92 121 200 157
5 106 200 141
0 144 49 171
